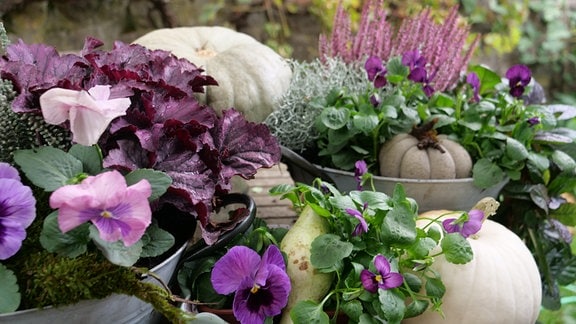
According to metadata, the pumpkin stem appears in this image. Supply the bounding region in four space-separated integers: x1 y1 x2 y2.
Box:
409 118 446 153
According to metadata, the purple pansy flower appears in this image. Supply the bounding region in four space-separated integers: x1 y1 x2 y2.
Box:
506 64 532 98
211 245 290 324
466 72 481 102
365 56 387 88
360 254 403 293
49 170 152 246
354 160 368 190
442 209 484 238
402 50 435 96
345 208 369 236
402 50 427 70
0 163 36 260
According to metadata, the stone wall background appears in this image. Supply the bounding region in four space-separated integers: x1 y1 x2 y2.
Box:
0 0 323 61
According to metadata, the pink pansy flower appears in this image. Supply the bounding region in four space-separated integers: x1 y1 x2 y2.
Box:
49 170 152 246
39 85 131 146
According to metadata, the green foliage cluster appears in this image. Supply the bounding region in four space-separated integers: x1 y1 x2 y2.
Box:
268 176 474 323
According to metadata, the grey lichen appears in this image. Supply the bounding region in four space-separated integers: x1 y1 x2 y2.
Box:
264 57 371 152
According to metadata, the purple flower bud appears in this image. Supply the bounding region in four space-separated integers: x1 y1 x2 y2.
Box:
466 72 481 102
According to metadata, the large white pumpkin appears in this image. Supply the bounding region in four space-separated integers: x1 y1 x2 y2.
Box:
133 26 292 122
404 209 542 324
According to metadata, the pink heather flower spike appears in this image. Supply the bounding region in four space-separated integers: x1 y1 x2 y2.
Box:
39 85 131 146
320 1 479 92
49 170 152 246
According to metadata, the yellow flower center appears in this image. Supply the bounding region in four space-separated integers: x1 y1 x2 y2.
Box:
250 284 260 294
375 274 383 283
100 210 112 218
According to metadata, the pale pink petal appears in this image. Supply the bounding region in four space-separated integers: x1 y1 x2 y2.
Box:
39 88 80 125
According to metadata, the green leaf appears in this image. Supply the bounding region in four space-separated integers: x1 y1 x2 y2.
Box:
424 276 446 299
404 299 429 318
409 237 437 259
469 64 501 94
89 226 143 266
319 107 350 130
311 234 354 269
353 113 379 134
68 144 103 175
340 299 363 322
13 147 84 191
551 150 576 172
505 137 529 160
472 158 505 189
381 205 417 246
290 300 330 324
378 289 405 323
0 264 20 313
140 223 175 258
440 233 473 264
39 211 90 258
403 272 423 293
386 56 409 78
124 169 172 201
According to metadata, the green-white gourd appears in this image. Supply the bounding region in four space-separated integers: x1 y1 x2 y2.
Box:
133 26 292 122
279 205 332 324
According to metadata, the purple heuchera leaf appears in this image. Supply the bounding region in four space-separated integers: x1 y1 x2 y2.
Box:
1 38 281 245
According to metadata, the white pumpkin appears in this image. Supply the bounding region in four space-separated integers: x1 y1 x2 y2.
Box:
133 26 292 122
404 209 542 324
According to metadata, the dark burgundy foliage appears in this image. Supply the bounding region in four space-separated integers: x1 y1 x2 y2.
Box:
0 38 281 244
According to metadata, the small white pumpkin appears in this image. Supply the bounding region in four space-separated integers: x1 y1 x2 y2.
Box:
404 208 542 324
379 133 473 179
133 26 292 122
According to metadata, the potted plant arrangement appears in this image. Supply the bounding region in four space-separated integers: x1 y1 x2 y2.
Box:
179 161 542 323
0 22 281 323
264 0 576 310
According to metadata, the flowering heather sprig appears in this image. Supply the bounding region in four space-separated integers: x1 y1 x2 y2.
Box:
319 0 479 92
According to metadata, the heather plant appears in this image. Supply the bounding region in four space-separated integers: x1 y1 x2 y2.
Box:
318 0 479 92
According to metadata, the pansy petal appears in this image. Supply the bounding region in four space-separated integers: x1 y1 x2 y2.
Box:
0 163 21 181
260 244 286 271
211 246 260 295
374 254 391 274
381 272 404 290
39 87 80 125
360 269 378 293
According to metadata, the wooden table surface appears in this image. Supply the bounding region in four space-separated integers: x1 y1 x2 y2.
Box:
242 163 298 227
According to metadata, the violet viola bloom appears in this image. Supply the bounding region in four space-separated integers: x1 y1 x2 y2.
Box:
0 163 36 260
527 116 540 126
365 56 387 88
39 85 131 146
346 208 369 236
49 170 152 246
360 254 403 293
354 160 368 190
211 245 290 324
442 209 484 238
466 72 481 102
402 50 435 96
506 64 532 98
